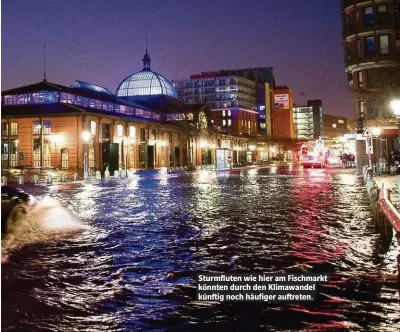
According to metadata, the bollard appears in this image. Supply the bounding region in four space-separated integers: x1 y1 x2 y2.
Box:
104 167 110 179
95 171 101 180
46 173 53 185
60 173 66 183
33 174 39 184
114 170 119 178
17 175 24 185
1 176 7 186
73 173 78 182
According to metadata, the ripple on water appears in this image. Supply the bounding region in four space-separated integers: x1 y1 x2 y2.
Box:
2 167 400 331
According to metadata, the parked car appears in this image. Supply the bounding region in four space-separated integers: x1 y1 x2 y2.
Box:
1 186 34 235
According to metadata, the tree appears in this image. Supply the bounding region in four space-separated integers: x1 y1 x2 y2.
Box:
166 103 210 170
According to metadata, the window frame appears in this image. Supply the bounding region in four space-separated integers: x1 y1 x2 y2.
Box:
365 36 376 57
379 34 390 55
364 6 373 27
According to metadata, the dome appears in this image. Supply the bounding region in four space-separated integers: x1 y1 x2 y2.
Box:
116 47 178 99
116 70 178 98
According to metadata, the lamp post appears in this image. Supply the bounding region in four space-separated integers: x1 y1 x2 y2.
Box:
371 127 381 175
82 131 91 179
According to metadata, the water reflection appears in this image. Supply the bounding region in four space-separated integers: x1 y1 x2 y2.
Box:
2 166 399 331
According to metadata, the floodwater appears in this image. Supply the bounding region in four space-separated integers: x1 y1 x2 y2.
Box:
2 165 400 331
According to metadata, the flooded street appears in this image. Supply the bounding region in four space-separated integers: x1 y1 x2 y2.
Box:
2 165 399 331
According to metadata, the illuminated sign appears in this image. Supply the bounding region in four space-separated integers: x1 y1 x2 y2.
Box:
274 94 289 110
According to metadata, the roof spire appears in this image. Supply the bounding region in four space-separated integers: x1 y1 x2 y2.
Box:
142 36 151 70
43 44 47 82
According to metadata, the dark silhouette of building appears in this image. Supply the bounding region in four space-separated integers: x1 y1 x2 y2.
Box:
341 0 400 172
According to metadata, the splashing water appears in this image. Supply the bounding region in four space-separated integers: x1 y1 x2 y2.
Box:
1 196 88 258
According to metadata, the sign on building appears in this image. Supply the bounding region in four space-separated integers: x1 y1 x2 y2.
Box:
274 94 289 110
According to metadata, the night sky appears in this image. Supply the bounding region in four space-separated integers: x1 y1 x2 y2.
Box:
2 0 353 118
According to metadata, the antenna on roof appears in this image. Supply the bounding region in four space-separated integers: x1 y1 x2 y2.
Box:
43 44 47 82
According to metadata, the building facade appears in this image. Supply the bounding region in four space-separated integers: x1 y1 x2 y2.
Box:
173 73 259 137
293 107 316 140
271 86 295 139
322 114 350 139
173 67 276 138
341 0 400 171
1 51 249 173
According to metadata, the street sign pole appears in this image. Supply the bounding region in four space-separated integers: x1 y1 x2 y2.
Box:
363 128 373 170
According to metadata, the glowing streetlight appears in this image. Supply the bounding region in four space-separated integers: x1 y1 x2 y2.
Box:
391 100 400 117
371 127 381 136
199 141 209 148
82 131 91 142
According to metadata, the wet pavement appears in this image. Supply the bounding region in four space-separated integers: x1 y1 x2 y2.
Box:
374 176 400 210
1 165 400 331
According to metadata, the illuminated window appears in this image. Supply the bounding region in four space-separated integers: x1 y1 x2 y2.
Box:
90 121 96 135
227 110 231 117
379 35 389 55
1 123 8 136
338 119 344 124
10 122 18 136
140 128 146 142
228 119 232 127
364 7 373 27
223 120 227 127
222 110 226 117
365 36 375 57
117 124 123 137
332 124 337 128
129 126 136 139
357 71 363 87
378 4 387 12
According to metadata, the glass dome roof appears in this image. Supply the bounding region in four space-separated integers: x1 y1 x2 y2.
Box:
116 70 178 98
116 48 178 99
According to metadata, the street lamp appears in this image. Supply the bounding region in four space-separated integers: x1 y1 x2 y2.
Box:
82 131 91 179
371 127 381 174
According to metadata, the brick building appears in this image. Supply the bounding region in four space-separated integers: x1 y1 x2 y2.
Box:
271 86 295 139
1 51 248 173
